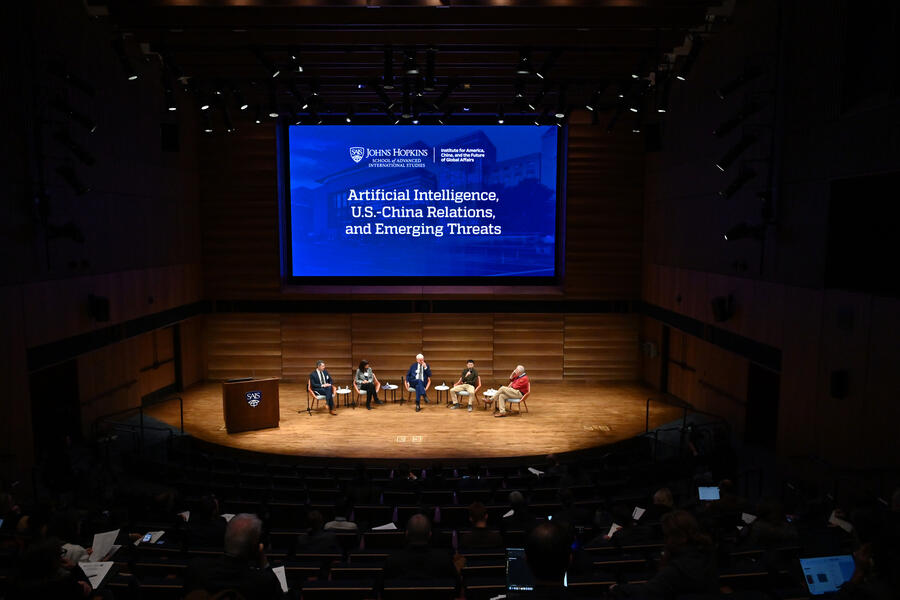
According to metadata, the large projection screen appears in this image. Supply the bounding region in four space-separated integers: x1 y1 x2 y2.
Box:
282 124 564 284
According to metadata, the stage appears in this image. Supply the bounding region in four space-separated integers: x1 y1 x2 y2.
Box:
145 381 681 461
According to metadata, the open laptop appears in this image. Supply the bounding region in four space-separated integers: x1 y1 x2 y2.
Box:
698 486 720 501
799 554 855 595
506 547 535 592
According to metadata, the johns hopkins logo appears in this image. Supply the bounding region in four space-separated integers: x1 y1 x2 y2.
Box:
245 391 262 407
349 147 365 163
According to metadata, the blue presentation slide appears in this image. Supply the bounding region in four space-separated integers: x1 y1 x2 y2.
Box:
287 125 559 278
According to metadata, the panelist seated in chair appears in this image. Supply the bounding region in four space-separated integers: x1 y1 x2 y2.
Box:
494 364 529 418
405 353 432 412
310 359 337 415
355 359 381 410
449 359 481 412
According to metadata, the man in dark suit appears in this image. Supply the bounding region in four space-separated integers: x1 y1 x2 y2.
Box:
383 514 458 584
184 513 282 599
310 359 337 415
405 353 431 412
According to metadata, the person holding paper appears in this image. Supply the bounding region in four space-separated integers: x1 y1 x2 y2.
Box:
355 359 381 410
405 353 432 412
449 359 480 411
184 513 281 600
494 364 529 417
310 360 337 415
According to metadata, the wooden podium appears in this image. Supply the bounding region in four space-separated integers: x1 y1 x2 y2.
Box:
222 377 280 433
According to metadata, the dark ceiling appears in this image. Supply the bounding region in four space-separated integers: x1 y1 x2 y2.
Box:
102 0 730 122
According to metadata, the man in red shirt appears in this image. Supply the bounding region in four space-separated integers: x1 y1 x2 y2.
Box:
494 365 529 417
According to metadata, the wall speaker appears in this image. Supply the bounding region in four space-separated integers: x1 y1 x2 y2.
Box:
830 369 849 399
711 294 735 322
88 294 110 322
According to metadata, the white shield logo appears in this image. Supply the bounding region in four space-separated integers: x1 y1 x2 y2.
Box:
349 147 365 163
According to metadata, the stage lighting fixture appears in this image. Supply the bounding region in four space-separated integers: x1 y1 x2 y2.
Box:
289 49 304 73
713 101 761 137
49 97 96 133
202 112 213 133
309 81 319 97
234 89 248 111
404 50 418 75
200 91 211 111
497 106 505 124
401 80 413 118
56 166 90 195
112 37 138 81
585 91 599 111
723 222 765 241
253 48 280 78
719 168 757 198
223 108 235 133
554 84 567 119
631 109 643 134
47 61 94 96
516 49 532 75
165 89 177 112
675 33 703 81
716 65 763 100
268 85 279 118
424 47 436 91
715 134 756 171
383 46 395 89
656 75 670 113
514 79 526 99
346 106 354 123
254 106 263 124
53 130 95 166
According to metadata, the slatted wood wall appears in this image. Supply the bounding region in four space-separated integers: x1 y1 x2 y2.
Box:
205 314 282 380
203 312 639 386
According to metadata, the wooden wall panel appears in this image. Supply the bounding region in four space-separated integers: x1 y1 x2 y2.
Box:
564 314 639 382
351 314 424 385
180 316 205 389
493 314 564 384
0 286 33 486
206 314 282 380
78 337 142 436
281 314 352 384
137 328 176 399
422 313 494 385
639 316 663 390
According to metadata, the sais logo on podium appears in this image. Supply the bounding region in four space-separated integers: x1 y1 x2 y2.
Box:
245 391 262 407
349 147 365 164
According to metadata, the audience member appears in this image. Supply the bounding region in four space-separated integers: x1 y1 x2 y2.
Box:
295 510 340 555
502 490 535 533
521 520 577 599
744 497 799 548
382 514 458 583
324 497 358 532
460 502 503 549
643 487 675 521
7 537 91 599
188 495 227 548
184 513 282 600
611 510 718 599
551 488 591 527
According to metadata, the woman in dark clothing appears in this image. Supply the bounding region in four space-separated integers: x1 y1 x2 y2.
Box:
612 510 719 599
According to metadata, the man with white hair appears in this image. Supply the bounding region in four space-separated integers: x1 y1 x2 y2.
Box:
494 365 529 417
405 353 432 412
184 513 282 598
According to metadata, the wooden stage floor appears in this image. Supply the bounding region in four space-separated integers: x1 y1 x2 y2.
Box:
145 382 681 461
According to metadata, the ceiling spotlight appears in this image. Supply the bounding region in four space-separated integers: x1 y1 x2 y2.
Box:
383 45 395 89
253 48 280 78
497 105 505 124
112 37 138 81
723 222 765 241
234 89 248 111
254 106 263 124
675 33 703 82
223 108 235 133
166 89 177 112
49 96 97 133
268 84 279 118
514 79 526 100
554 84 567 119
404 50 418 75
346 106 354 123
713 102 761 137
202 112 213 133
719 168 757 199
53 130 95 166
56 165 91 195
716 65 763 100
715 133 757 171
289 49 304 73
516 49 532 75
424 46 437 91
462 105 470 112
